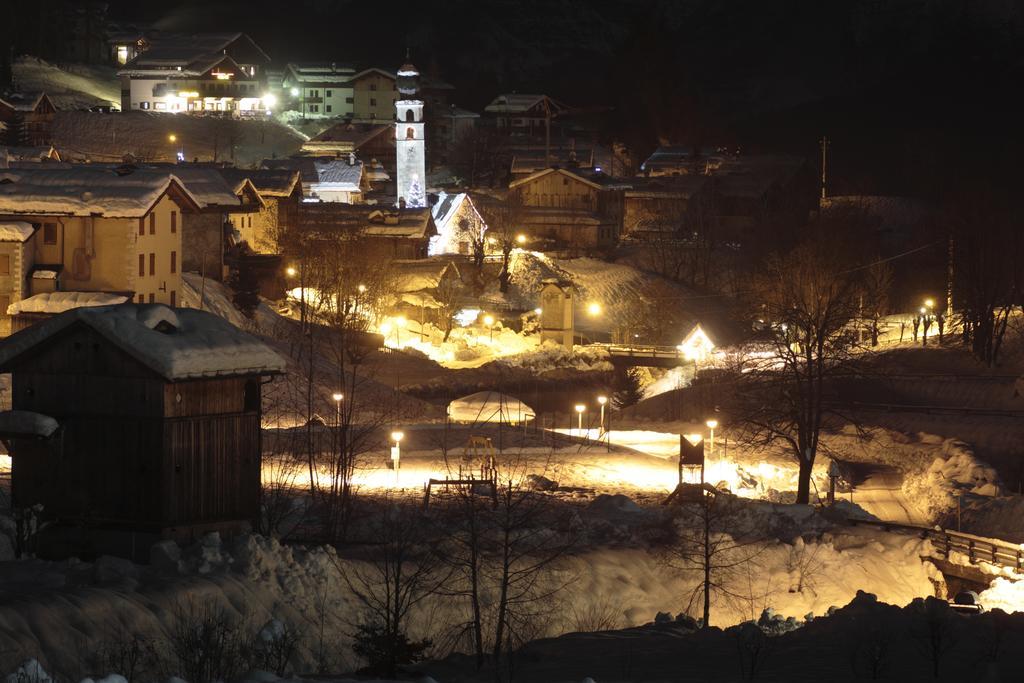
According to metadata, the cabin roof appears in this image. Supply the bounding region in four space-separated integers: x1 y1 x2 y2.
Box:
217 168 301 197
0 304 286 380
0 168 202 218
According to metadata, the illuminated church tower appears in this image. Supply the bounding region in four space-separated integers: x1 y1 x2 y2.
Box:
395 57 426 208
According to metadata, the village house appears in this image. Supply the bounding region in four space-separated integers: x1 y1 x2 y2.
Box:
622 175 711 240
0 303 285 559
296 204 436 261
117 33 272 115
483 94 568 137
430 191 487 256
282 63 356 118
217 168 303 255
507 167 627 248
0 93 58 147
299 122 394 168
392 258 463 330
0 167 202 331
262 156 368 203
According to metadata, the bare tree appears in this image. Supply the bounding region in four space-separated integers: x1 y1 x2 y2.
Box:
861 258 893 347
436 271 463 343
732 233 862 504
339 500 449 678
659 490 762 628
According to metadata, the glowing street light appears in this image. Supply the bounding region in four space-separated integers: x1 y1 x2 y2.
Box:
587 302 602 316
390 430 404 479
597 395 608 435
483 314 495 341
574 404 586 436
706 418 718 457
332 392 344 450
516 233 527 245
290 87 300 97
358 284 367 293
285 266 297 277
168 133 177 143
684 433 704 447
262 93 278 109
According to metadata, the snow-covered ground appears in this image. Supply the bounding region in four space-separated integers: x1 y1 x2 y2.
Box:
12 57 120 110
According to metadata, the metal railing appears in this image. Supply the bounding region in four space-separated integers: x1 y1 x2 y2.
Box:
848 518 1024 570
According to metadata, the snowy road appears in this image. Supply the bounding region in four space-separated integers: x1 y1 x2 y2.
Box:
844 462 929 525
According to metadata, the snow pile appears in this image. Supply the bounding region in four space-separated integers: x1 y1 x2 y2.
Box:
902 436 1001 519
496 341 613 373
979 576 1024 613
0 411 59 438
380 317 540 369
7 292 128 316
0 222 35 243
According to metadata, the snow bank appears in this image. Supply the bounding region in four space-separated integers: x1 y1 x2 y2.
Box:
448 391 535 424
901 436 1001 519
7 292 128 316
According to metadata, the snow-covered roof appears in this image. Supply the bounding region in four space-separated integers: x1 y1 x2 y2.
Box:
121 33 269 73
0 410 59 438
7 291 129 316
0 167 202 218
285 62 356 84
217 168 301 198
445 106 479 119
153 166 241 208
0 304 286 381
299 204 435 239
305 122 391 148
0 145 60 162
392 259 460 293
625 175 709 199
314 159 363 188
0 92 54 113
484 94 567 115
509 167 626 191
448 391 536 424
0 222 36 242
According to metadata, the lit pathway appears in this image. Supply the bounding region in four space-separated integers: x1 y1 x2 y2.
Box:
843 462 929 525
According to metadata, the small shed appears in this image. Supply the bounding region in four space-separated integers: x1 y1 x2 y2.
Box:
0 304 286 559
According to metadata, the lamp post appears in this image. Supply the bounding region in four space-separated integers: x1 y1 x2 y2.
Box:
574 404 586 437
706 418 718 458
597 395 608 435
390 430 404 482
333 392 343 457
483 314 495 342
516 233 527 246
922 298 935 347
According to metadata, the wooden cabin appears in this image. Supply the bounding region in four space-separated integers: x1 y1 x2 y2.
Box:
0 303 285 560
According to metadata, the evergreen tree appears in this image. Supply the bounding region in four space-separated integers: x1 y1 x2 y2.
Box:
611 367 645 409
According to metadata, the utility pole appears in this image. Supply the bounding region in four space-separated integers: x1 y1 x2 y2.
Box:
946 233 955 319
543 96 552 169
819 136 830 202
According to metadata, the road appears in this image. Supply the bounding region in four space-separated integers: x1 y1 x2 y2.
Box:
842 461 929 525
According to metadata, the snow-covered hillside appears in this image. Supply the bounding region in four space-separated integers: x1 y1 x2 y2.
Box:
12 57 119 110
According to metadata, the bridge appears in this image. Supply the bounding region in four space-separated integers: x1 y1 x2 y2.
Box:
598 343 698 369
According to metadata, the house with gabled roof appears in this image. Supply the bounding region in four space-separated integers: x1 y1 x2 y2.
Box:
508 167 627 248
283 62 356 118
0 303 285 558
0 167 202 329
484 94 568 136
117 33 272 116
0 93 58 146
218 168 302 255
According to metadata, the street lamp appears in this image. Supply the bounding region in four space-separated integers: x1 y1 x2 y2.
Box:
390 430 404 480
286 266 297 277
483 314 495 342
168 133 177 143
597 395 608 435
705 418 718 457
516 233 527 245
333 392 344 455
587 302 602 316
574 404 586 436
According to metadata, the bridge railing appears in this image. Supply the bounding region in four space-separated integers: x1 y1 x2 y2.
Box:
848 517 1024 570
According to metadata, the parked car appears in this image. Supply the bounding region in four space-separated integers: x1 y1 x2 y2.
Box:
949 590 984 614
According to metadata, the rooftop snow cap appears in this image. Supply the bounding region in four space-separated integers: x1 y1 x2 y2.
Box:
0 303 286 381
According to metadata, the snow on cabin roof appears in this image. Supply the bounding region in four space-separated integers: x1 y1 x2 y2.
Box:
7 291 128 316
0 304 286 381
392 258 460 293
0 222 36 242
299 204 435 239
0 168 201 218
306 122 391 147
122 33 269 71
314 159 363 188
286 62 356 83
0 410 60 438
0 92 53 113
484 94 567 115
150 166 241 208
217 168 301 197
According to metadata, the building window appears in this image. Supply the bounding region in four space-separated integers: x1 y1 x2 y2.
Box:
149 214 155 235
326 89 332 97
0 254 9 275
311 90 318 97
170 211 177 233
370 83 377 91
370 98 377 106
138 253 145 276
140 101 150 110
170 290 176 307
170 251 176 274
326 105 332 113
149 253 155 276
139 217 145 235
43 223 57 245
149 293 154 303
346 96 353 103
406 127 415 139
137 293 144 303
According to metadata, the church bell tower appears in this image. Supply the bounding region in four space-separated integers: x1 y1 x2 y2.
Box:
395 57 426 208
